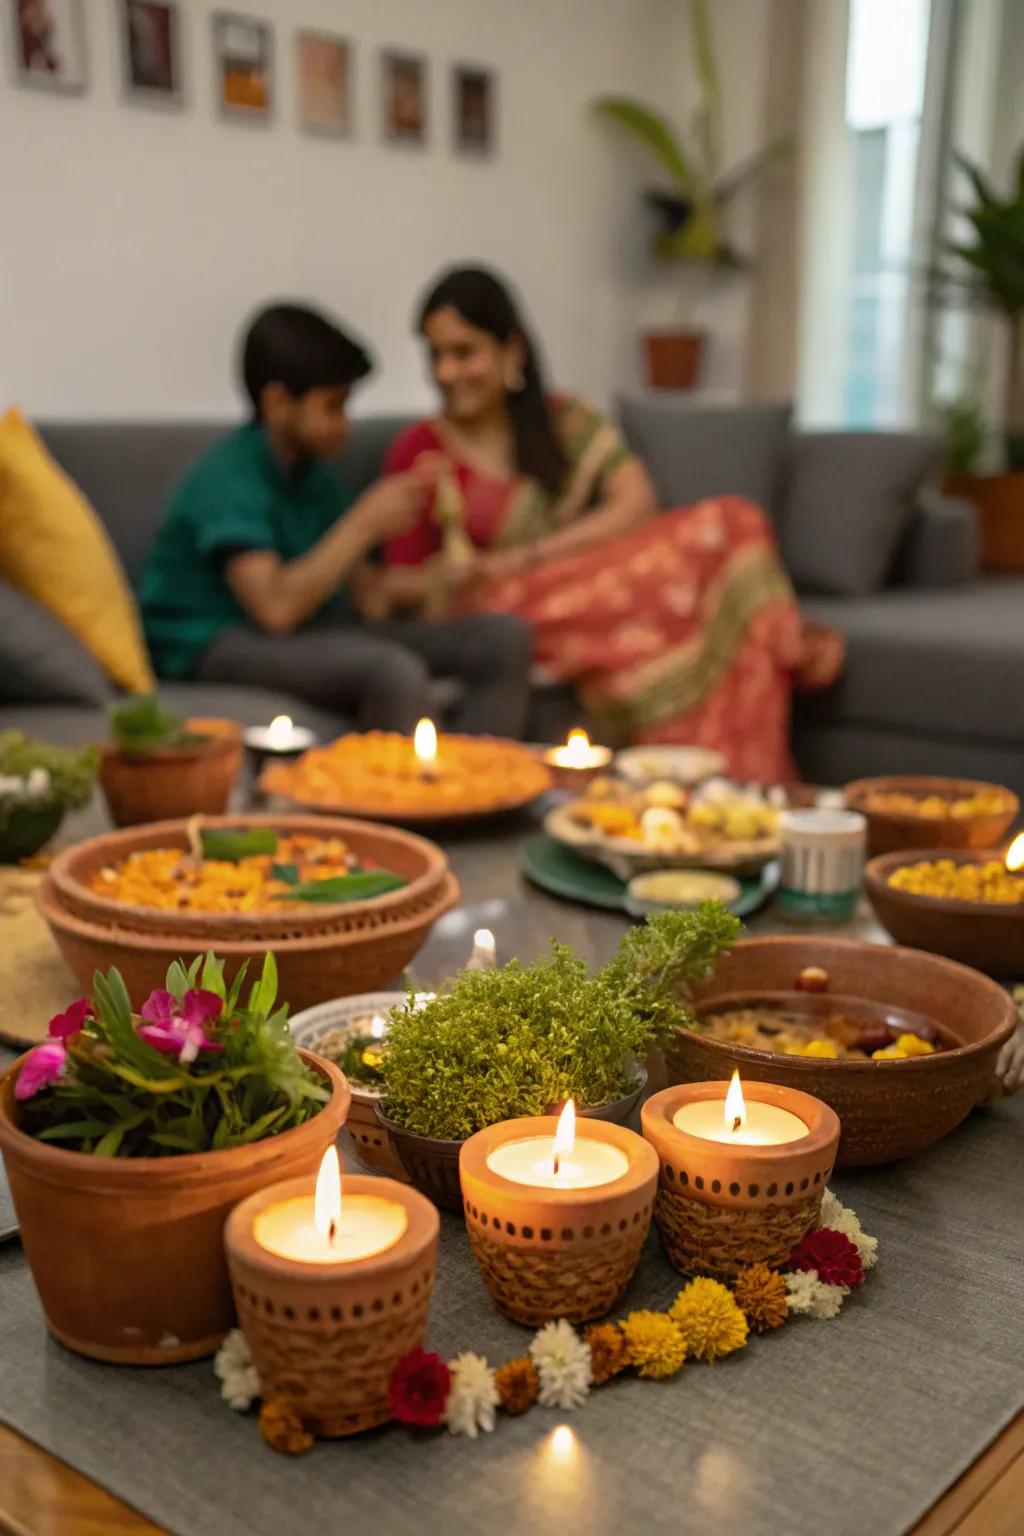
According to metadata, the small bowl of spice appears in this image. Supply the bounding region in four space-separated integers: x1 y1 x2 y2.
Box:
845 775 1018 857
865 842 1024 978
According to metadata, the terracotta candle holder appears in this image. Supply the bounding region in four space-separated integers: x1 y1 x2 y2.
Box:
225 1172 439 1437
460 1115 659 1327
641 1081 840 1281
541 731 613 792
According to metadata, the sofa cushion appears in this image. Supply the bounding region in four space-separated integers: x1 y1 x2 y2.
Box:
799 577 1024 743
336 415 417 500
0 581 110 706
781 431 942 596
617 397 792 516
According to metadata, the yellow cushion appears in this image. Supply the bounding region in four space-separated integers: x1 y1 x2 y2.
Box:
0 409 155 694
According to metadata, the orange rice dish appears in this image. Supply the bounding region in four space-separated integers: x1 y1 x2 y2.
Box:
90 835 357 914
264 732 552 816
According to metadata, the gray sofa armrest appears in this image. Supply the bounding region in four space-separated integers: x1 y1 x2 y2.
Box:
895 488 980 587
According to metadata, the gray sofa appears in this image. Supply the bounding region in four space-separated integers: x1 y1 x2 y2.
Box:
3 406 1022 793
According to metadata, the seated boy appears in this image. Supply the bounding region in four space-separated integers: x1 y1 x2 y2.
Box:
140 303 531 735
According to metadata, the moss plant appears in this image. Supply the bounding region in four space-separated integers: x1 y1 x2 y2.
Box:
381 906 739 1140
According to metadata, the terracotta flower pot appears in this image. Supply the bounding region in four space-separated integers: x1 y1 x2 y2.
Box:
643 331 706 390
0 1050 350 1364
99 717 243 827
944 471 1024 574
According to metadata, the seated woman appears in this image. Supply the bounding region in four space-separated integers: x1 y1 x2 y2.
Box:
374 266 838 782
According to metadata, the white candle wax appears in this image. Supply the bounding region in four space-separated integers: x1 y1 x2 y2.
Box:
243 719 317 754
252 1193 408 1264
486 1135 629 1190
545 731 611 770
672 1100 807 1147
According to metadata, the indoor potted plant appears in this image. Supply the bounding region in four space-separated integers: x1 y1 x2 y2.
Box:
592 0 789 389
0 951 349 1364
0 731 98 861
100 693 243 826
376 907 739 1209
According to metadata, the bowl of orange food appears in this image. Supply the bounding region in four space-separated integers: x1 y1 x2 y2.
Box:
864 849 1024 977
844 775 1018 857
261 731 552 823
38 814 459 1010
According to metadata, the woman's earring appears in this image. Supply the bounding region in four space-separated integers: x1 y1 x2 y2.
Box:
504 364 526 393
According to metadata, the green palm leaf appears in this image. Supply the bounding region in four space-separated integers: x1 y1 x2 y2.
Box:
593 96 698 195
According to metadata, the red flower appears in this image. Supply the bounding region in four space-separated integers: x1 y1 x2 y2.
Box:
789 1228 864 1289
387 1348 451 1428
48 998 92 1041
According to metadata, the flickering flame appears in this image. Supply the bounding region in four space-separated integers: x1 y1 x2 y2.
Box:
1005 832 1024 872
370 1013 387 1040
314 1145 342 1244
563 729 592 767
413 717 438 766
267 714 294 748
472 928 496 963
724 1070 746 1135
552 1099 576 1176
549 1425 577 1462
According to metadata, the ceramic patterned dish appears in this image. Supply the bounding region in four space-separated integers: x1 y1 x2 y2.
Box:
543 801 780 879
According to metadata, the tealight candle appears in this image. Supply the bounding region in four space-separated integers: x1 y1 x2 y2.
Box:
542 729 613 790
252 1149 408 1263
672 1071 807 1146
466 927 497 971
243 714 317 756
485 1101 629 1188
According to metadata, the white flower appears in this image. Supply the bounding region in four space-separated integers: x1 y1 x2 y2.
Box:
529 1319 592 1410
444 1352 499 1439
0 774 27 799
785 1271 847 1320
26 767 51 798
214 1328 261 1411
817 1189 878 1270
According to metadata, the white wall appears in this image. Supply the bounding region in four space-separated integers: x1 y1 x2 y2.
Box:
0 0 688 421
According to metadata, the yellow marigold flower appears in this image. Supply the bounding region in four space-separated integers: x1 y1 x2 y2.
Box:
732 1264 789 1332
620 1310 687 1379
583 1322 630 1385
670 1277 749 1361
494 1357 539 1416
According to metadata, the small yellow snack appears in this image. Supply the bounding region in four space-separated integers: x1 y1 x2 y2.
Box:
789 1039 840 1059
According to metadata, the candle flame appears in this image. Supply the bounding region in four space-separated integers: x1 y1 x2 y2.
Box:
473 927 496 959
1006 831 1024 872
552 1098 576 1176
724 1070 746 1135
548 1424 577 1463
563 728 591 767
413 717 438 765
370 1013 386 1040
267 714 293 748
314 1145 341 1243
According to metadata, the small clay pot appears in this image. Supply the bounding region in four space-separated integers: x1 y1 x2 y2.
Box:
0 1050 349 1364
642 1082 840 1281
644 331 706 390
99 718 244 827
460 1118 659 1327
225 1175 439 1437
845 775 1018 858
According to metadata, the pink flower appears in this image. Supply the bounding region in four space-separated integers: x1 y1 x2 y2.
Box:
47 998 92 1041
138 988 223 1064
15 1041 67 1101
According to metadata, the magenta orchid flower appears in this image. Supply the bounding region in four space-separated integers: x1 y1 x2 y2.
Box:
47 997 93 1041
137 988 224 1064
15 1040 68 1101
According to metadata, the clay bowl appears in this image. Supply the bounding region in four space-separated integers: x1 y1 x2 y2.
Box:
99 717 244 827
665 935 1015 1166
865 850 1024 978
844 775 1018 858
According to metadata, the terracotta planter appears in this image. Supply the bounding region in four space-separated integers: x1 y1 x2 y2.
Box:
865 850 1024 978
643 331 706 390
100 718 243 826
845 776 1018 858
945 471 1024 574
460 1118 658 1326
642 1083 839 1280
0 1050 349 1364
666 936 1016 1166
226 1175 439 1437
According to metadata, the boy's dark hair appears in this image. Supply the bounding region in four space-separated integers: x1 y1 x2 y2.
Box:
241 303 373 417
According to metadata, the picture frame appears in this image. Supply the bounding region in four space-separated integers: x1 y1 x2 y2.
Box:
118 0 182 107
381 50 427 146
10 0 88 95
453 64 495 157
212 10 272 121
296 29 352 139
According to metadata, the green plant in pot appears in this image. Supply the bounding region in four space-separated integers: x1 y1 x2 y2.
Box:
592 0 789 389
0 951 349 1364
376 906 739 1210
100 693 243 826
0 732 98 861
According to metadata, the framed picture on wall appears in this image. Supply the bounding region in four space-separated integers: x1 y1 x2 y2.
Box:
118 0 182 106
296 29 352 138
381 50 427 145
10 0 88 94
212 10 272 121
453 65 495 157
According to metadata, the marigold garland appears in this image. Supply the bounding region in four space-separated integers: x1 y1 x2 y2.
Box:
259 1399 313 1455
619 1310 687 1379
669 1278 749 1362
494 1357 540 1415
583 1322 630 1385
732 1264 789 1332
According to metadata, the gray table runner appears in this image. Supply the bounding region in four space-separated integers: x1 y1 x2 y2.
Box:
2 1091 1022 1536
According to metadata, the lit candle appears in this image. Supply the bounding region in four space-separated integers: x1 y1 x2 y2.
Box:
413 718 438 782
545 729 612 772
672 1070 808 1147
243 713 317 755
1006 832 1024 872
467 927 497 971
252 1147 408 1264
484 1100 630 1190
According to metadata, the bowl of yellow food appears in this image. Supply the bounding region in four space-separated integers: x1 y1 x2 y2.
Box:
864 849 1024 977
844 775 1018 857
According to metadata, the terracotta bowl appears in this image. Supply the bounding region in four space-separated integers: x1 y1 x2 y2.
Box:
665 936 1015 1166
844 775 1018 857
99 717 244 827
865 850 1024 978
